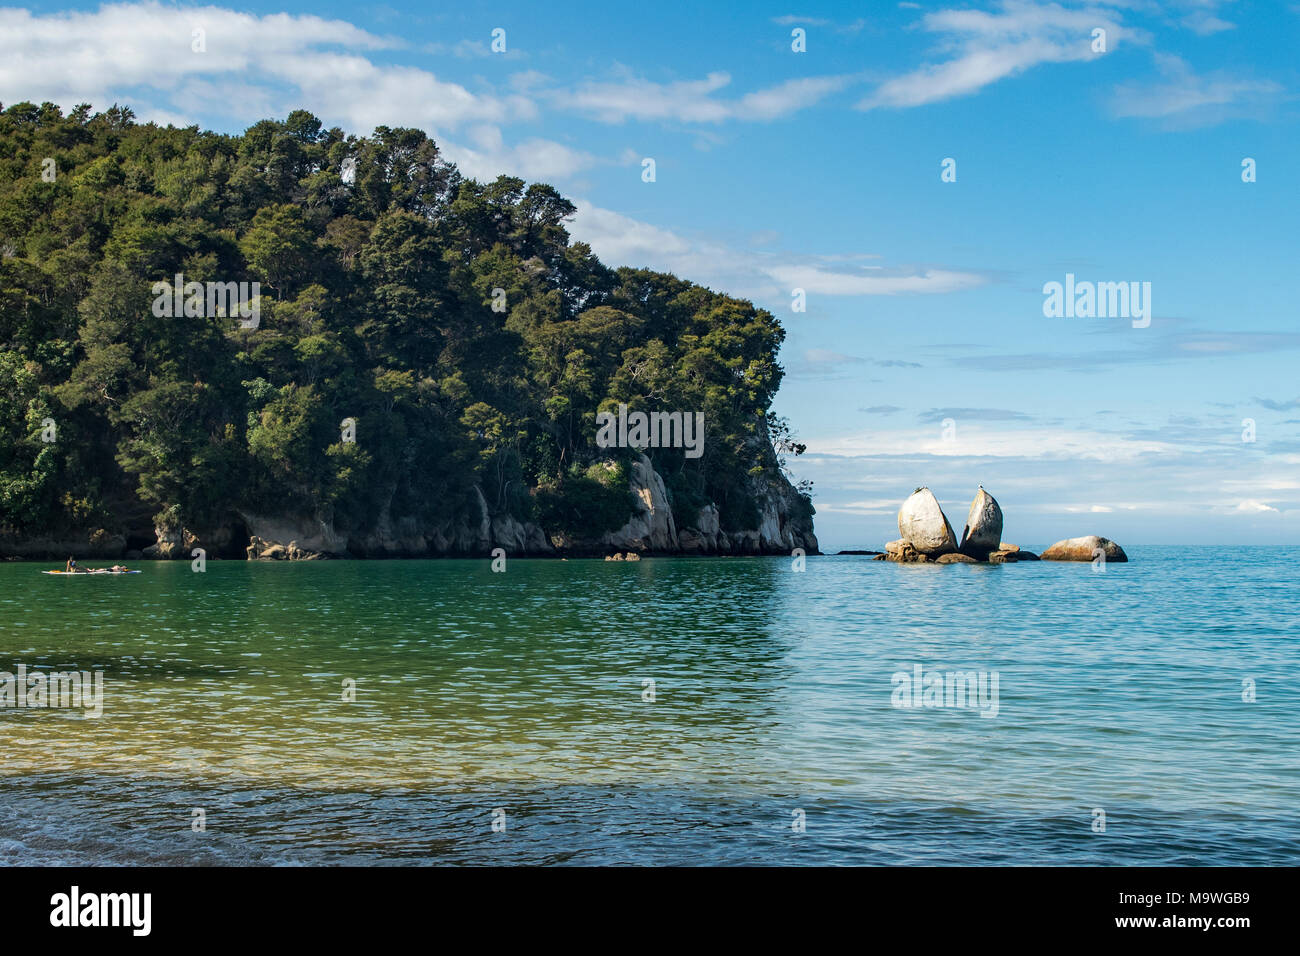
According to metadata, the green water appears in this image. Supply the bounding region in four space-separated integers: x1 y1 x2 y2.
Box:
1 552 1297 864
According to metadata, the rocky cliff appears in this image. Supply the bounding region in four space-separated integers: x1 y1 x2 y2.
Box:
8 451 816 561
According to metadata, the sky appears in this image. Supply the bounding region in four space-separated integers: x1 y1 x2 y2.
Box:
3 0 1298 549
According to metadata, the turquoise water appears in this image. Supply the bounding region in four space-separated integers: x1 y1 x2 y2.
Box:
1 548 1296 865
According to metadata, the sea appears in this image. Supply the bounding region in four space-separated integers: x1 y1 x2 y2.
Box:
1 547 1296 865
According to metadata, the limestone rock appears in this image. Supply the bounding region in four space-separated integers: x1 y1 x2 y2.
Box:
1041 536 1127 562
677 529 708 553
143 525 189 560
239 512 346 559
936 552 980 564
695 504 720 538
602 453 678 553
959 487 1003 558
897 488 957 555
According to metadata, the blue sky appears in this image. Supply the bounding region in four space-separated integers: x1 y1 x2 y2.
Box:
4 0 1299 548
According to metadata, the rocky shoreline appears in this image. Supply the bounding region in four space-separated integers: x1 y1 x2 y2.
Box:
873 486 1128 565
1 453 819 562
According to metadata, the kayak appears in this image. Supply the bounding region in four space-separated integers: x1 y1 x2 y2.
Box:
42 570 141 575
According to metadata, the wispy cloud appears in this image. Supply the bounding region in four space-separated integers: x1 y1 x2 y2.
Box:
859 0 1127 110
948 329 1300 372
767 264 987 295
771 14 868 33
1110 53 1283 126
570 200 988 303
917 407 1034 423
1255 396 1300 411
553 69 860 124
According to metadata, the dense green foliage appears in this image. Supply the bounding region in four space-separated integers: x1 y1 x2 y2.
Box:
0 102 808 548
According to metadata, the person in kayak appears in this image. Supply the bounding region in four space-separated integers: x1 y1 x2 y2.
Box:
65 556 79 573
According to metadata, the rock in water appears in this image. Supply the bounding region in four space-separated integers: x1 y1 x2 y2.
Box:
959 487 1003 558
884 538 927 563
1041 536 1128 562
936 552 979 564
897 488 957 556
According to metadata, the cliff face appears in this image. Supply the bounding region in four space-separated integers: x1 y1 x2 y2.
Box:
238 452 816 559
3 452 814 561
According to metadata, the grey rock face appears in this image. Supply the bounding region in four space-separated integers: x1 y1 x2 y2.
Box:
897 487 957 555
959 487 1003 558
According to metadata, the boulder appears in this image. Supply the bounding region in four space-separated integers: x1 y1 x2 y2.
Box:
958 487 1003 558
143 524 195 560
897 487 957 555
989 548 1039 563
884 539 929 563
936 552 979 564
1041 536 1127 562
997 542 1020 553
239 511 347 558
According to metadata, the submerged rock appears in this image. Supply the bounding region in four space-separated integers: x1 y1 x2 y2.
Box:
1041 536 1127 562
897 488 957 556
959 487 1003 558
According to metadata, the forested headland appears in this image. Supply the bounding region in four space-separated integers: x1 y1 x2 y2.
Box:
0 102 816 559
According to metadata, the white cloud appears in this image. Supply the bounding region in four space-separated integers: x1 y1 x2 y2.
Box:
1234 500 1279 513
1110 54 1281 126
772 15 832 27
443 126 602 182
861 0 1128 110
807 425 1178 463
768 264 986 296
569 200 696 264
0 2 525 132
555 70 858 124
570 201 987 304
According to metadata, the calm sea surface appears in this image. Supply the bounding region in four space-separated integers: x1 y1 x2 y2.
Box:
1 548 1296 865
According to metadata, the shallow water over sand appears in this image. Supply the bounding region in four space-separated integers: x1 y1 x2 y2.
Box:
2 549 1296 864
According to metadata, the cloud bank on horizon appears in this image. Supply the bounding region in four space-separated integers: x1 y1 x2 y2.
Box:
2 0 1295 546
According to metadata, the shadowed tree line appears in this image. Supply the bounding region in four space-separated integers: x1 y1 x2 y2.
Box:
0 102 811 550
